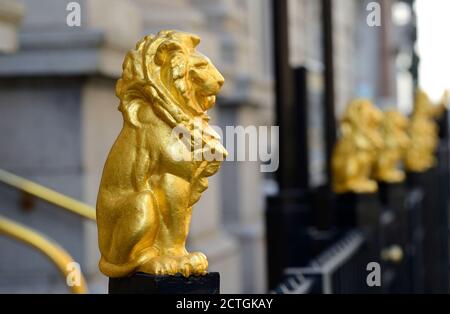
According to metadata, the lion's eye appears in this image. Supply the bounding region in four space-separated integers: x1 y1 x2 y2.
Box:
195 62 208 69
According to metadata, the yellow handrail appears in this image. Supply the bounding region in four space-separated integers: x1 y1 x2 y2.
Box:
0 215 88 294
0 169 96 221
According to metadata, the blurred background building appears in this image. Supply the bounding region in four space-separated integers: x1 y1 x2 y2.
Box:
0 0 440 293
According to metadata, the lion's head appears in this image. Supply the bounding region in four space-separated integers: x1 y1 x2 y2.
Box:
340 99 384 150
332 99 384 193
116 30 225 128
110 30 227 202
414 89 433 117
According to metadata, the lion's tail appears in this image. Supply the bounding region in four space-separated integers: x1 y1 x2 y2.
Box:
99 252 154 278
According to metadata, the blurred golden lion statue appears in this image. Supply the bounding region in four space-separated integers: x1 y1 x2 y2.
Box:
405 89 447 172
375 110 410 183
332 99 384 194
96 30 227 278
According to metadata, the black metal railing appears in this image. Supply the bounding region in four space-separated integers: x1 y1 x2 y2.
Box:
274 231 368 294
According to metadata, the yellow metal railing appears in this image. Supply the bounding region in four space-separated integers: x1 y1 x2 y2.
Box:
0 168 96 221
0 168 97 293
0 215 88 294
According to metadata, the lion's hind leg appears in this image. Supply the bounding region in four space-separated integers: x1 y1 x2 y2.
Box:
99 191 160 277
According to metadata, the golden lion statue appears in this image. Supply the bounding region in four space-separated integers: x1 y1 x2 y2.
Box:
96 30 227 278
332 99 384 194
374 110 410 183
405 89 447 172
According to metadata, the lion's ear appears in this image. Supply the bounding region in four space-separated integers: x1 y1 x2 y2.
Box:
189 35 200 48
155 41 183 66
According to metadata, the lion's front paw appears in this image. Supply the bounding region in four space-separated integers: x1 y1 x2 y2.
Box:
177 252 208 277
137 252 208 277
348 179 378 193
381 170 405 183
138 256 178 276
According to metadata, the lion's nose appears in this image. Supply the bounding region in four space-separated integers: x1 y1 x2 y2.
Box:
217 73 225 87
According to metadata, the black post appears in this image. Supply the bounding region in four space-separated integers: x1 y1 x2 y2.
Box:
265 0 312 290
404 109 450 293
321 0 337 183
109 273 220 294
294 67 310 189
378 182 411 293
271 0 299 190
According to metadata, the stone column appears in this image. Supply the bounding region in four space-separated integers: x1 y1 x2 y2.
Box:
0 0 24 53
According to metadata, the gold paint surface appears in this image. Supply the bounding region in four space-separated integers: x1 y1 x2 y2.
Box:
96 30 227 278
405 90 446 172
332 99 383 194
375 110 410 183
